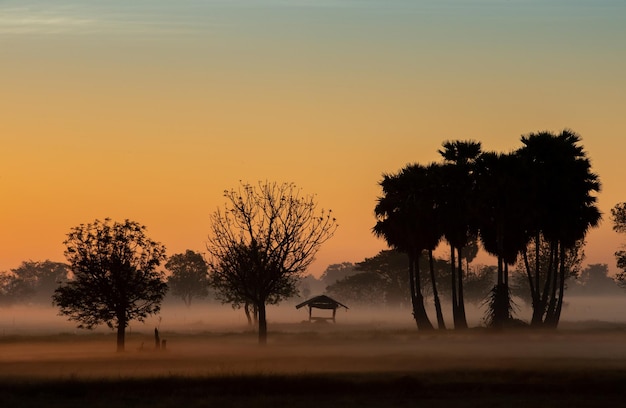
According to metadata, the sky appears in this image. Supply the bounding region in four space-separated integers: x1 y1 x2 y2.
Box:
1 0 625 277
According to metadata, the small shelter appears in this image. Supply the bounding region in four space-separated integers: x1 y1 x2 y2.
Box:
295 295 348 323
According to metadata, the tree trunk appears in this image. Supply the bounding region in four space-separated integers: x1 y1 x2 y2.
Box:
244 303 253 326
258 302 267 345
455 247 468 329
522 250 538 310
253 304 259 325
532 242 555 327
545 243 560 325
116 315 126 352
547 244 567 328
429 250 446 330
534 233 541 301
407 252 433 331
407 252 419 330
553 246 567 327
414 252 434 331
450 244 459 327
527 232 550 327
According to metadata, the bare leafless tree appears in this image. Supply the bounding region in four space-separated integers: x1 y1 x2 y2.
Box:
206 181 338 344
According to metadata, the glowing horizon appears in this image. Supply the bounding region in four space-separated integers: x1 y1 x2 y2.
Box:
1 1 625 277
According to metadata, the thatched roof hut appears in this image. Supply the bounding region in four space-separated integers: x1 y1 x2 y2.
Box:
295 295 348 323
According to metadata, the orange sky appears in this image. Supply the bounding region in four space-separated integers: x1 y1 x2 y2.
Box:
1 1 625 277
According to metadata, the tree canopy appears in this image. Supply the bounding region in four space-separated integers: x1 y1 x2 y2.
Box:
53 219 168 351
165 250 209 307
0 260 69 306
206 181 338 344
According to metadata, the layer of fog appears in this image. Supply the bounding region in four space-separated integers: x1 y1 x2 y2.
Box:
2 296 626 380
2 294 626 337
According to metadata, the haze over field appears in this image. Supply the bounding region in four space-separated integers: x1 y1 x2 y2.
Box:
3 294 626 338
3 306 626 383
2 1 626 277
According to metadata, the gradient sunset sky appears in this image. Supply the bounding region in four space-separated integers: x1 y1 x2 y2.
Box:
1 0 625 277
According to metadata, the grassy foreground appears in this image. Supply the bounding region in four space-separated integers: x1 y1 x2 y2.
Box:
2 326 626 407
1 370 625 408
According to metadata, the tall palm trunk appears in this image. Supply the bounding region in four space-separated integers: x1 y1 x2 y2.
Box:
552 244 568 326
531 242 556 327
407 252 419 329
455 247 468 329
534 232 541 303
450 244 460 327
522 249 538 305
546 244 567 328
409 252 434 331
428 250 446 330
545 243 561 325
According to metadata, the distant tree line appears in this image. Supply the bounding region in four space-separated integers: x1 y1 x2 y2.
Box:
305 251 623 311
0 260 69 306
318 248 494 309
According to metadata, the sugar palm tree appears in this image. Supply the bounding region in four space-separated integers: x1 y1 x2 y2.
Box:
518 130 601 327
374 170 434 331
474 151 532 327
404 163 446 329
437 140 482 329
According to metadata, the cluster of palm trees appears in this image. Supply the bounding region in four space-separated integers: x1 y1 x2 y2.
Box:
374 130 601 330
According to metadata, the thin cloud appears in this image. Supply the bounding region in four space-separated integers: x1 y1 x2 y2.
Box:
0 7 95 34
0 4 213 36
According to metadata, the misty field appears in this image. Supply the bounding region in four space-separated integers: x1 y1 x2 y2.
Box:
2 318 626 407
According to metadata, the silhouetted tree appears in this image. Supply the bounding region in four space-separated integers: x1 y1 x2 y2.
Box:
325 250 411 308
206 181 337 344
326 250 453 310
355 250 410 308
513 235 585 306
518 130 601 327
462 235 480 276
326 272 386 305
438 140 482 329
463 265 496 305
0 271 19 306
165 250 209 307
475 151 531 327
297 274 321 300
570 263 621 295
371 129 598 330
0 260 69 304
0 270 33 306
319 263 358 287
374 167 435 331
53 219 168 352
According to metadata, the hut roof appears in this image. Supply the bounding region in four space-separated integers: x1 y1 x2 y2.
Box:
295 295 348 310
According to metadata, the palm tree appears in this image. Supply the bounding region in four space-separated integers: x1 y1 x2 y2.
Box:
518 130 601 327
374 169 434 331
405 163 446 329
437 140 482 329
474 151 532 327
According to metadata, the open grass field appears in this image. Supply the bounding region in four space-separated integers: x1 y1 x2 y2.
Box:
2 322 626 407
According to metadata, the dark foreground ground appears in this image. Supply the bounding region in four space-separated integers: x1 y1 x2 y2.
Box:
2 370 626 408
2 323 626 407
